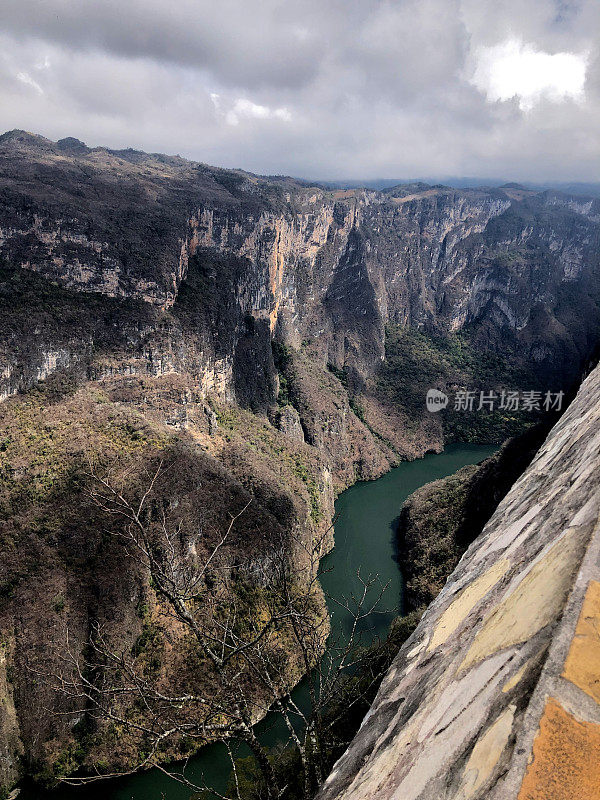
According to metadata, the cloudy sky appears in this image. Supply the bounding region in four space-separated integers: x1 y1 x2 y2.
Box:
1 0 599 181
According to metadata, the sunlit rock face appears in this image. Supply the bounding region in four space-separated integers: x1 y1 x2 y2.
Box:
1 131 600 515
317 362 600 800
1 131 599 409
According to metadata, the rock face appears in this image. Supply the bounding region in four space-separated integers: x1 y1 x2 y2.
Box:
317 362 600 800
0 378 336 789
1 131 600 412
273 404 305 442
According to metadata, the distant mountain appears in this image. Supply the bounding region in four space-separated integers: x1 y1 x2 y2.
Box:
312 175 600 197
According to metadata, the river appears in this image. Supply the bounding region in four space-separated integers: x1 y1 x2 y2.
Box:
24 443 497 800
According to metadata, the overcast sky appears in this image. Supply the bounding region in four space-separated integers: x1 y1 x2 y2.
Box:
1 0 599 181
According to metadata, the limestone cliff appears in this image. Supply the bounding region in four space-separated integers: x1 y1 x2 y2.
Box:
318 361 600 800
2 130 600 446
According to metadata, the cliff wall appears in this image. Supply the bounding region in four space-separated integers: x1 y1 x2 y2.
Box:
2 131 599 414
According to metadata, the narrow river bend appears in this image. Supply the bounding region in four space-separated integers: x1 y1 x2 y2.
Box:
28 444 496 800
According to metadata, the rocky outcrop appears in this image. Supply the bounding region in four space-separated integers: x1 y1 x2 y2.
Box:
0 376 335 789
273 404 305 443
318 362 600 800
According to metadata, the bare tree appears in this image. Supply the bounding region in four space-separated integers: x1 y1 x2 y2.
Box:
51 458 389 800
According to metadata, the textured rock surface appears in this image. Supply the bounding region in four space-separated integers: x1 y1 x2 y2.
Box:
1 132 599 497
318 362 600 800
0 378 335 788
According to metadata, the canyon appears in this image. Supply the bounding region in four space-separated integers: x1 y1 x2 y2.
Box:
0 129 599 797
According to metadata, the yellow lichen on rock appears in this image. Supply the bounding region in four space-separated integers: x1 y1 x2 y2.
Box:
427 559 509 651
562 580 600 704
518 698 600 800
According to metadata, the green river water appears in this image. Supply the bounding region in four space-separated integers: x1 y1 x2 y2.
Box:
25 443 496 800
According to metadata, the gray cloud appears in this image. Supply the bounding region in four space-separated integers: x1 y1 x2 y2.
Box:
0 0 598 181
1 0 329 89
